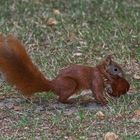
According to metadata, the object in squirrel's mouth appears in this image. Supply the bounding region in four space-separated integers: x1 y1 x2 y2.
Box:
106 76 130 97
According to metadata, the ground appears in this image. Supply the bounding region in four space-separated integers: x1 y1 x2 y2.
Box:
0 0 140 139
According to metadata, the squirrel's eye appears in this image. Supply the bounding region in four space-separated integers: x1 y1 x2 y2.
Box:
114 68 118 71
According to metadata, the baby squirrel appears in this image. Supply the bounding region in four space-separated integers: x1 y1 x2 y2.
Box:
0 35 124 105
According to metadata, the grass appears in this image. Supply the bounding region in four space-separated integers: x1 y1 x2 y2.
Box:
0 0 140 139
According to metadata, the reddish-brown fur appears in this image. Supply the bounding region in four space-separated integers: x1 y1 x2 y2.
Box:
0 35 126 105
106 75 130 97
0 35 51 98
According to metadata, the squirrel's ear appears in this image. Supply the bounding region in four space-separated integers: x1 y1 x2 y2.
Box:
105 55 112 65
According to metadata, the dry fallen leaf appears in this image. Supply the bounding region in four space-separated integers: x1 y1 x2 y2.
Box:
53 9 61 15
131 109 140 122
73 52 82 57
104 132 119 140
95 111 105 120
133 73 140 80
47 18 58 26
134 109 140 116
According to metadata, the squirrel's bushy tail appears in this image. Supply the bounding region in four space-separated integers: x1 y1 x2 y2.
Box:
0 35 51 97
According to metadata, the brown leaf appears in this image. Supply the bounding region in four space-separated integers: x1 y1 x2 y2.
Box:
73 52 82 57
131 109 140 122
104 132 120 140
95 111 105 120
53 9 61 15
134 109 140 116
47 18 58 26
133 73 140 80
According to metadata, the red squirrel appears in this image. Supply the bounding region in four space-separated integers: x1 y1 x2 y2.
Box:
0 35 125 105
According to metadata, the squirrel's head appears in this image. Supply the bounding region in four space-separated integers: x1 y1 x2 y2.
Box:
104 55 124 77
